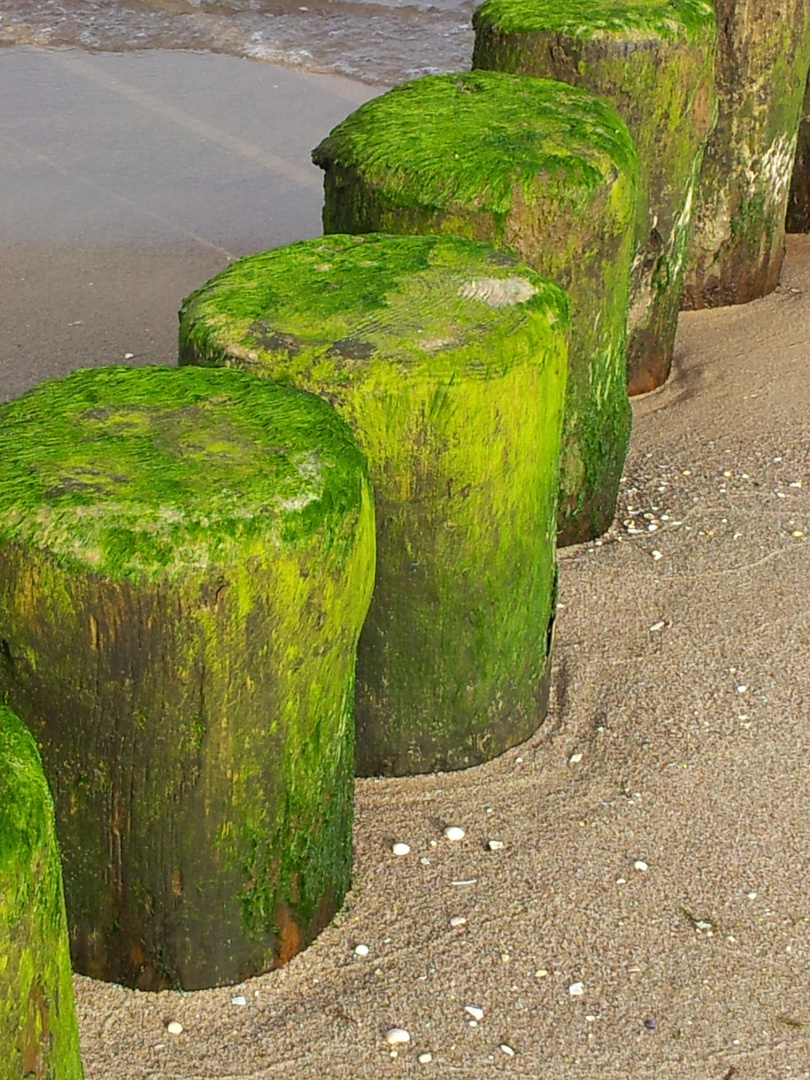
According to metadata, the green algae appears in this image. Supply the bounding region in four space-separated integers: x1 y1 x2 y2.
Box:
472 0 716 393
312 71 637 544
682 0 810 306
0 704 83 1080
179 233 570 775
0 366 366 585
0 366 375 988
472 0 715 40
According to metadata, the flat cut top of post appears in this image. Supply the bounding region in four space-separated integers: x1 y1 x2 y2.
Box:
472 0 716 40
0 366 368 583
312 71 637 218
180 234 570 382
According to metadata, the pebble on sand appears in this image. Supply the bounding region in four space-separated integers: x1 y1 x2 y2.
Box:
355 944 370 957
444 826 465 841
500 1043 515 1057
392 843 411 856
230 995 247 1006
568 982 585 997
449 915 467 928
568 752 583 764
634 860 649 872
418 1052 433 1063
464 1005 484 1021
166 1021 184 1035
385 1028 411 1046
486 839 505 851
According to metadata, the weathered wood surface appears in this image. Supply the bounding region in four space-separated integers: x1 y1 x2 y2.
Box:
682 0 810 307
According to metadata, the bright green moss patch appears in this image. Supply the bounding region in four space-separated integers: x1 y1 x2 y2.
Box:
0 366 367 584
180 233 570 775
0 704 83 1079
313 71 637 223
472 0 715 40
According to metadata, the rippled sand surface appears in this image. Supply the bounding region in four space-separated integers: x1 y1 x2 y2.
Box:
0 0 474 83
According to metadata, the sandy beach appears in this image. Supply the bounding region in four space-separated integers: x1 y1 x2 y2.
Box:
2 45 809 1080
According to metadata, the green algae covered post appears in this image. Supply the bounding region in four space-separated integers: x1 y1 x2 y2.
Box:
179 234 569 777
312 72 637 546
682 0 810 307
0 704 83 1080
787 72 810 233
472 0 717 396
0 366 375 991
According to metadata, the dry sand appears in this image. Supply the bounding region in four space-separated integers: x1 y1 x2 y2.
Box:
2 46 809 1080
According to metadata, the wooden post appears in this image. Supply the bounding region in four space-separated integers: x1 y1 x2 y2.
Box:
179 233 569 776
0 366 375 989
682 0 810 307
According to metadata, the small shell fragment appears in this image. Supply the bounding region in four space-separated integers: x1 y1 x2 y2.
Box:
486 839 505 851
354 944 370 957
449 915 467 928
500 1043 515 1057
634 860 649 872
385 1027 411 1046
166 1021 184 1035
444 826 465 842
392 843 411 856
230 995 247 1006
568 982 584 997
568 752 583 764
464 1005 484 1021
418 1052 433 1064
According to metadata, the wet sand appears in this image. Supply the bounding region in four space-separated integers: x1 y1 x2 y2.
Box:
2 46 810 1080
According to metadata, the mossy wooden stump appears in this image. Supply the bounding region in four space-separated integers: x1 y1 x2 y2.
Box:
312 71 637 546
787 72 810 233
682 0 810 307
0 366 375 991
472 0 717 395
0 705 83 1080
179 234 570 777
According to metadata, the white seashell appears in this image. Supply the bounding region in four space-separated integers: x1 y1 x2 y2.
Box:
166 1021 183 1035
463 1005 484 1021
230 995 247 1006
385 1027 410 1046
354 944 370 957
500 1043 515 1057
392 843 411 856
568 982 584 997
634 860 649 872
486 839 505 851
443 826 465 842
418 1052 433 1064
568 752 583 764
449 915 467 928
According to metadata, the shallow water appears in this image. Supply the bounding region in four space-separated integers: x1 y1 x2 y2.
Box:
0 0 475 84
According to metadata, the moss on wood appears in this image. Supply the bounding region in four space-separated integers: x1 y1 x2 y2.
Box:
0 704 83 1080
180 233 569 776
0 366 375 990
472 0 717 394
312 71 637 545
682 0 810 307
786 71 810 233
